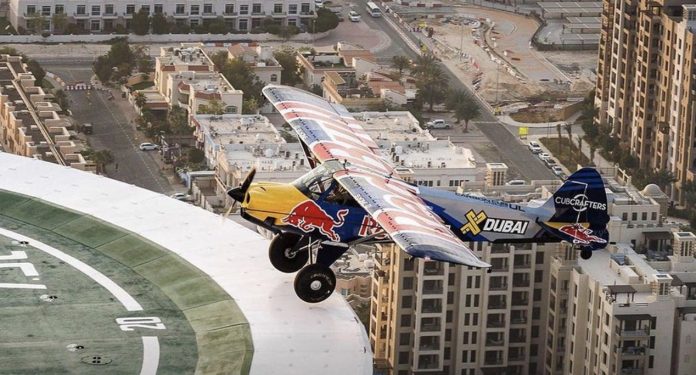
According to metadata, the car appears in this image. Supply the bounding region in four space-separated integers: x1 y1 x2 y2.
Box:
349 10 361 22
170 192 191 201
506 180 526 186
551 166 564 176
545 158 558 168
538 152 550 161
527 141 542 154
139 142 159 151
426 119 450 129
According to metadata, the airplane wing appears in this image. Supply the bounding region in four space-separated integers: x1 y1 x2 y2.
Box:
262 85 396 177
334 168 491 268
263 85 489 268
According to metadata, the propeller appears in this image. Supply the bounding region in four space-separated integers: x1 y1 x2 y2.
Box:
223 168 256 220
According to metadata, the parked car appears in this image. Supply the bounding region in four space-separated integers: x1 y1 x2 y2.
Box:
349 10 361 22
538 152 550 161
551 165 564 176
139 142 159 151
545 158 558 168
170 192 191 201
426 119 450 129
527 141 541 154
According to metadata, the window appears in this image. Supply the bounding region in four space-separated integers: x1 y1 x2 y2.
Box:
535 251 544 264
238 18 248 30
190 5 200 15
105 4 114 14
203 4 213 14
252 4 262 14
274 3 283 13
190 19 199 27
154 4 163 14
463 332 469 344
400 314 411 327
622 212 628 221
175 4 185 14
399 333 409 345
225 4 235 14
91 5 100 16
26 5 36 15
126 4 135 15
240 5 249 14
90 19 100 31
76 5 86 15
535 270 543 283
403 277 413 290
398 351 409 364
401 296 412 309
533 288 541 301
289 4 297 14
632 212 637 221
301 3 310 13
40 5 51 16
55 5 64 14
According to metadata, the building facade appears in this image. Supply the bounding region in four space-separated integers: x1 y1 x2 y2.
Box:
8 0 316 33
594 1 696 202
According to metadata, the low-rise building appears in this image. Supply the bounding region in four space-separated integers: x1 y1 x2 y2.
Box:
227 43 283 85
0 54 92 171
297 43 376 87
8 0 317 34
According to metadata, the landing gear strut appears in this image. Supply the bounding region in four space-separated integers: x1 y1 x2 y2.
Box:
268 232 309 273
580 248 592 260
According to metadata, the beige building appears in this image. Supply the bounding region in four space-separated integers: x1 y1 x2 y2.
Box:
227 43 282 85
594 1 696 202
370 169 696 375
135 46 243 115
0 54 92 171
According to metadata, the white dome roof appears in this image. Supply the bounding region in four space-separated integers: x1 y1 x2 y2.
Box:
642 183 663 197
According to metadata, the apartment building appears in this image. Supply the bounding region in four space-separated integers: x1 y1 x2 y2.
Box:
594 1 696 202
0 54 92 170
135 46 243 115
8 0 316 33
370 168 694 375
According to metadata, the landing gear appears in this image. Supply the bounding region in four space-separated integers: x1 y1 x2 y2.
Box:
268 232 308 273
580 248 592 260
294 263 336 303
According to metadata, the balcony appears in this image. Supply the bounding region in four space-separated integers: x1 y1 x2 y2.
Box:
621 346 646 357
202 11 218 18
489 283 508 291
511 298 528 307
251 11 266 16
510 317 527 325
619 328 650 338
73 12 89 18
484 357 504 366
422 302 442 314
423 263 444 276
422 286 443 295
173 12 189 17
512 279 529 288
223 11 238 16
102 12 118 18
486 338 504 347
509 335 526 343
490 265 509 273
508 353 526 361
488 301 506 310
620 368 643 375
421 323 441 332
487 320 505 328
514 262 531 269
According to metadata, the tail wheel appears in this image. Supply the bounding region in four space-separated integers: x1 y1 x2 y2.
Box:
580 249 592 260
294 264 336 303
269 232 308 273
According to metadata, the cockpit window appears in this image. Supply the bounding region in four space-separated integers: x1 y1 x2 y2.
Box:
293 164 333 200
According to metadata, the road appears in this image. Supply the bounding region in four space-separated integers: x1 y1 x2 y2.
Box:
41 62 174 194
359 2 556 181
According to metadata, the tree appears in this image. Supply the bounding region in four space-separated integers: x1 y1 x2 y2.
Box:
131 8 151 35
107 39 135 67
391 55 411 79
198 99 225 115
208 17 228 34
577 136 583 163
93 56 112 83
133 92 147 110
85 149 114 175
446 90 481 131
564 122 573 144
274 48 302 86
277 25 300 40
188 148 205 164
25 59 46 86
216 54 264 102
589 144 597 166
26 14 45 34
52 13 69 34
243 98 259 114
556 123 563 154
53 89 69 113
313 9 339 32
151 13 170 34
310 84 323 96
412 53 448 111
167 105 190 134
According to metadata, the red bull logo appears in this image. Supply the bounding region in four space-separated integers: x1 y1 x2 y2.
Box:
282 200 348 242
559 224 607 245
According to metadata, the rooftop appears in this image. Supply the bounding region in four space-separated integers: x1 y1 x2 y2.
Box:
194 114 282 146
352 111 432 142
379 140 477 170
158 47 213 69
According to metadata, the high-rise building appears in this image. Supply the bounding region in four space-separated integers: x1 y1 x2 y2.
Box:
369 169 696 375
594 1 696 202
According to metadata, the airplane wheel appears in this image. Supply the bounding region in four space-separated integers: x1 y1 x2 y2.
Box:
294 264 336 303
269 233 308 273
580 249 592 260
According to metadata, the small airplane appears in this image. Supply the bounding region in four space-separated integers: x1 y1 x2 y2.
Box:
227 85 610 303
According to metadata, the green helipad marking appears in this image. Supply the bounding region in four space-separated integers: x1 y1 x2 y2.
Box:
0 190 253 375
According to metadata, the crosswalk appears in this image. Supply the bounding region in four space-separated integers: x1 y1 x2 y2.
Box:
64 83 92 91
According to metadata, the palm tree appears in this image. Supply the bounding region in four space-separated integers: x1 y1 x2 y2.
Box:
556 123 562 154
445 89 480 131
86 149 114 175
133 92 147 110
589 144 596 166
577 137 583 165
391 55 411 80
564 122 573 146
412 54 448 111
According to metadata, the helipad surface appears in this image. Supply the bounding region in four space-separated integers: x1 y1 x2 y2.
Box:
0 153 372 375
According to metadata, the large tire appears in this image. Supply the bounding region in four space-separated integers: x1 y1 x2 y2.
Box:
580 249 592 260
269 233 308 273
294 264 336 303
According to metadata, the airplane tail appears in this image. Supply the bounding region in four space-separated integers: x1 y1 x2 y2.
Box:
540 168 610 250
